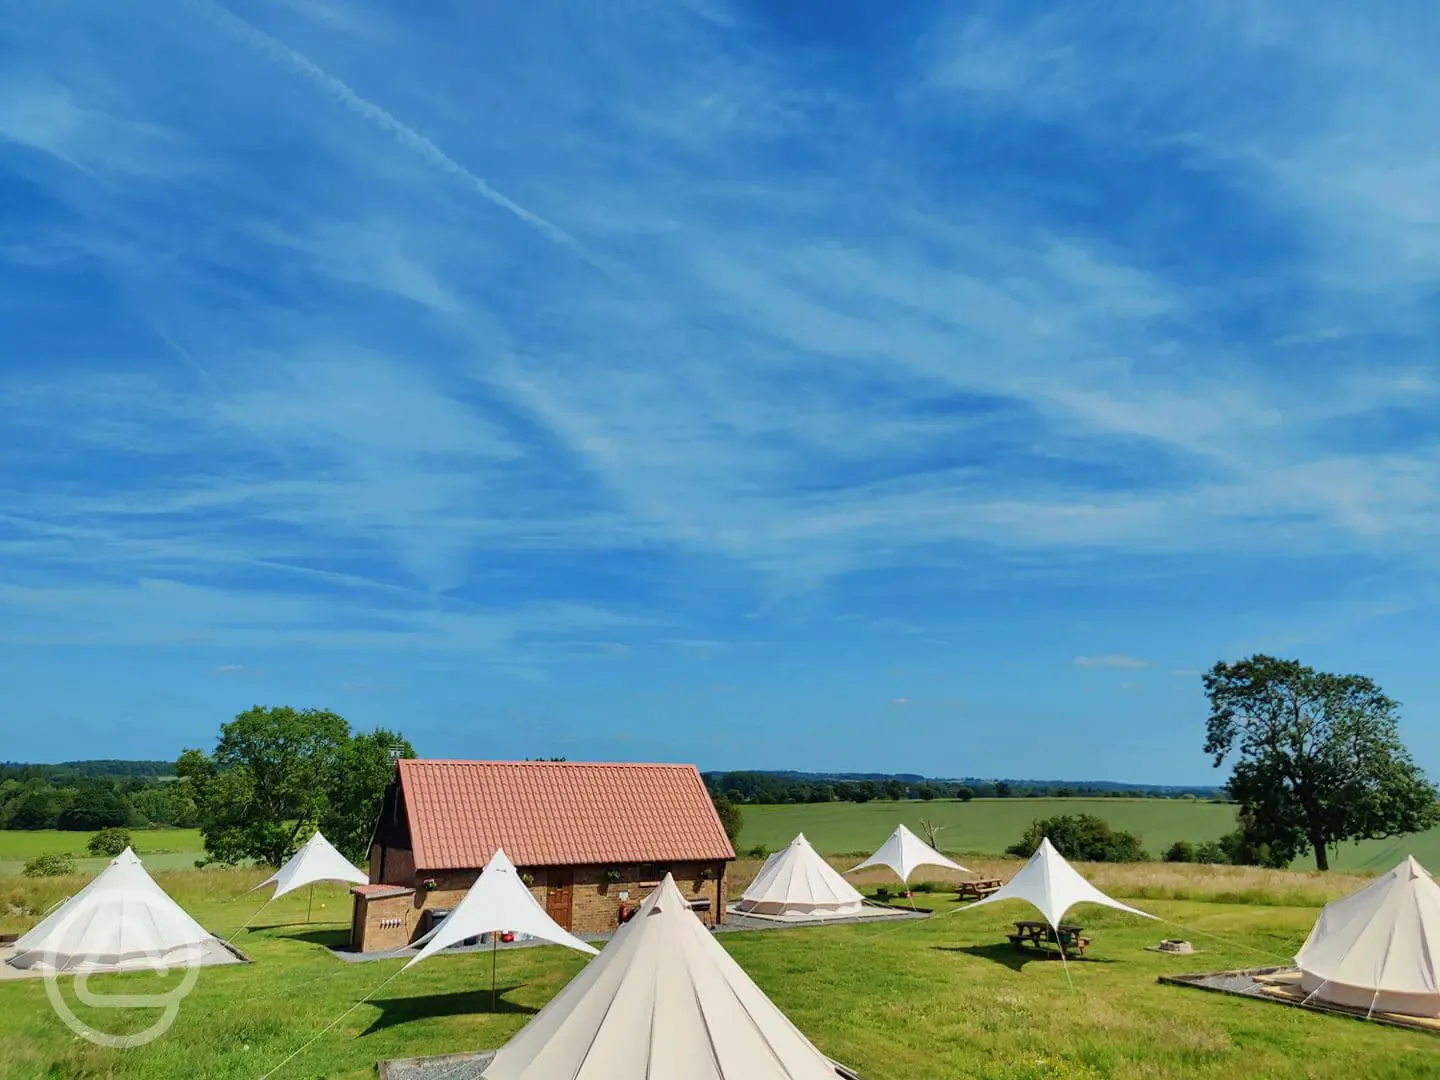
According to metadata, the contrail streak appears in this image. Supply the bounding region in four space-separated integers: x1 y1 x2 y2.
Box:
197 0 588 256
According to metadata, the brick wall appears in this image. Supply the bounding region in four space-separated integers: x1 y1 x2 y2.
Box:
355 858 733 943
371 844 416 886
351 887 416 952
566 862 726 932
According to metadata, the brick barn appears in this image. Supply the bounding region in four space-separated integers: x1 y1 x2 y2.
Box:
350 759 736 953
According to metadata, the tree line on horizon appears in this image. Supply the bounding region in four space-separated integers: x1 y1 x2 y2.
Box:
4 654 1436 874
702 772 1226 805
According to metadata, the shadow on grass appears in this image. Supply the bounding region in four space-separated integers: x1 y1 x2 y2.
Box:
283 927 351 948
240 923 352 948
361 987 538 1034
935 943 1118 971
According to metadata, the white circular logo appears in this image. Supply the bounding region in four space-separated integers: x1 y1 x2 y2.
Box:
39 887 203 1049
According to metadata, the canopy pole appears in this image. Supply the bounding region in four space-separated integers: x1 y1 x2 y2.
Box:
1052 920 1076 992
308 883 315 924
491 935 498 1011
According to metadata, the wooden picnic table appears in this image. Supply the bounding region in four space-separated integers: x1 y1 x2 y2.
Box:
956 879 1004 900
1008 920 1090 957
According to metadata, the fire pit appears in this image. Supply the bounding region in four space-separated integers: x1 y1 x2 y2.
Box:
1155 939 1195 954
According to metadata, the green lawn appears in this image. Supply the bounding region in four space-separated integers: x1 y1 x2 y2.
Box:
1 866 1436 1079
0 829 206 877
734 798 1440 871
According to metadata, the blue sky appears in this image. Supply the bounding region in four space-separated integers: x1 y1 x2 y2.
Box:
2 1 1438 783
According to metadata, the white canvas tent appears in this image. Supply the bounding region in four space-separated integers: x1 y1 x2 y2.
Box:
480 874 847 1080
255 830 368 900
404 847 596 1007
1295 855 1440 1016
961 838 1156 928
8 848 237 972
736 833 866 918
847 823 971 883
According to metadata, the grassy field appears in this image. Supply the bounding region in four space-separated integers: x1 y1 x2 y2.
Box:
2 862 1436 1079
0 829 206 877
734 798 1440 872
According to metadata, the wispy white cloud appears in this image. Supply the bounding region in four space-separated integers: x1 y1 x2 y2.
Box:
2 0 1438 697
1074 654 1151 670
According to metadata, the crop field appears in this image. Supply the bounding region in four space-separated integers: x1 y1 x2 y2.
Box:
1 861 1436 1080
0 829 206 877
733 798 1440 871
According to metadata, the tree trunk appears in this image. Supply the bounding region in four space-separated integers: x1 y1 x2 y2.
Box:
1311 834 1330 871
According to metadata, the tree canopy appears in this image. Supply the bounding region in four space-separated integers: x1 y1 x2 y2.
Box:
1005 813 1146 863
710 793 743 846
178 705 414 867
1203 655 1438 870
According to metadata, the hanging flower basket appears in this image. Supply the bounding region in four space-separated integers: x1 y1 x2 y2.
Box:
422 878 438 892
603 867 623 883
519 871 536 887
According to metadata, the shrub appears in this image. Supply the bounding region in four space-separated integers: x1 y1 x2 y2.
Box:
1006 814 1148 863
87 827 132 858
745 843 770 859
23 852 76 877
955 786 975 802
1218 826 1289 869
1194 841 1228 864
910 880 939 893
1163 840 1196 863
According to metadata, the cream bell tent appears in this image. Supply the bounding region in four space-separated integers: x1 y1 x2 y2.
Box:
1295 855 1440 1016
480 874 851 1080
736 833 866 918
961 837 1156 929
848 824 971 884
8 848 239 972
255 830 368 900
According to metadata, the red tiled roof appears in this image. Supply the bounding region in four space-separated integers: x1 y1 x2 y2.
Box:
397 759 736 870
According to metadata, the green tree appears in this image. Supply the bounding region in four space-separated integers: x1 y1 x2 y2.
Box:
711 793 743 845
955 786 975 803
1203 655 1439 870
917 783 936 801
994 781 1012 798
87 827 132 857
4 784 61 829
884 780 906 801
130 783 200 828
1006 814 1147 863
57 781 131 830
179 706 411 867
1163 840 1196 863
23 852 76 877
1193 840 1228 864
319 728 414 862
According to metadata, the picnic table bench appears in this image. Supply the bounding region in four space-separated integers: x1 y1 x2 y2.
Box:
1007 920 1090 957
956 879 1004 900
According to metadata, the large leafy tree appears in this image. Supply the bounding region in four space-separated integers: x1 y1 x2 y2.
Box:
319 726 415 861
178 706 413 867
1203 656 1438 870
